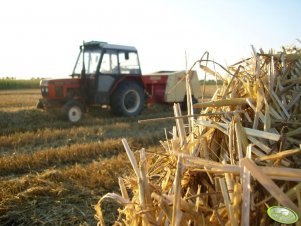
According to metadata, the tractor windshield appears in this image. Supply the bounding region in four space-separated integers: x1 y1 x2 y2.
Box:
73 49 101 75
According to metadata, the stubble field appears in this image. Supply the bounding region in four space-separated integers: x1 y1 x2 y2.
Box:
0 87 216 225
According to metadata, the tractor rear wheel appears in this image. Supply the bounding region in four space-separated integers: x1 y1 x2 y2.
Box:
63 100 84 123
111 81 145 116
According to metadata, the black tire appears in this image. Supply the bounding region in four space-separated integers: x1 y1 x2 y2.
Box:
111 81 145 116
36 100 44 109
63 100 84 123
181 95 198 111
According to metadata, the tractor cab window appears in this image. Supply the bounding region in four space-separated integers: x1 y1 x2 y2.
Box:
99 51 118 74
119 52 141 74
73 49 101 75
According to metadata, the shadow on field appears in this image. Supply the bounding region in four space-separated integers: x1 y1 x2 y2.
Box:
87 103 174 119
0 104 174 135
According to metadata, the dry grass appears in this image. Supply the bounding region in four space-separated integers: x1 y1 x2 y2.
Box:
0 89 40 111
200 83 220 98
0 153 130 225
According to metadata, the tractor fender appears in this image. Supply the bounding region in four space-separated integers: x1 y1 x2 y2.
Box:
110 75 145 95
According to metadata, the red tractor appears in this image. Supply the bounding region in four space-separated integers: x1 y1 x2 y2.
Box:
37 41 201 123
37 41 146 122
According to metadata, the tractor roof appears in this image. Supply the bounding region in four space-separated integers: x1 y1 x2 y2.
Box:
84 41 137 52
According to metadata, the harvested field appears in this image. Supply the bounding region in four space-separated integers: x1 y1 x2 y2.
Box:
0 85 217 225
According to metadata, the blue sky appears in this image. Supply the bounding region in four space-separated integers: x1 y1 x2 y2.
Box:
0 0 300 79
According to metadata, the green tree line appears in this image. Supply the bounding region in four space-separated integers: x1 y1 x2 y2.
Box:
0 78 40 90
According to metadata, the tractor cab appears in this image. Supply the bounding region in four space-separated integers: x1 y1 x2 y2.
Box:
73 41 142 76
72 41 143 104
37 41 145 122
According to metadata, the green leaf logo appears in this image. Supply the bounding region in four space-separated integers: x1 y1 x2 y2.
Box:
267 206 299 224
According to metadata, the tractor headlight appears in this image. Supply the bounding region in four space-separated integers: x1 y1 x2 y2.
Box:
41 87 49 97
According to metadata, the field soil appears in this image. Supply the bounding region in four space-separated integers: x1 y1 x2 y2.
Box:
0 87 217 225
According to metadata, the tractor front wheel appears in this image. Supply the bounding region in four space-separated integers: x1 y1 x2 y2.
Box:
111 81 145 116
63 100 84 123
36 100 44 109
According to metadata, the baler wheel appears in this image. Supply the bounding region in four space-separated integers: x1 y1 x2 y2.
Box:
181 95 198 111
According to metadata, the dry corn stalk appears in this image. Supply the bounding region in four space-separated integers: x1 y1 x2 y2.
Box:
96 45 301 225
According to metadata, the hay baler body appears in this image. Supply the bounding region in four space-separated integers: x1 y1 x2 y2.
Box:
142 70 200 104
